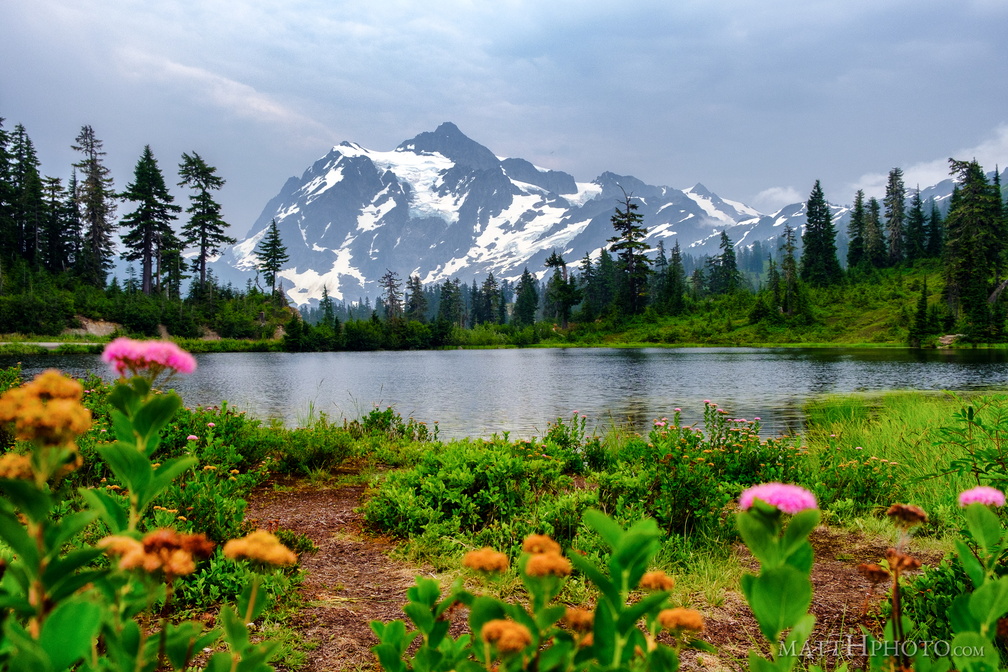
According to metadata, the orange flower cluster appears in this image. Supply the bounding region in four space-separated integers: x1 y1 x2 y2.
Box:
563 607 594 632
481 619 532 653
657 607 705 632
0 453 33 480
522 533 570 577
463 547 509 573
639 570 675 591
0 370 91 446
223 530 297 566
885 548 922 573
886 503 928 527
100 529 214 579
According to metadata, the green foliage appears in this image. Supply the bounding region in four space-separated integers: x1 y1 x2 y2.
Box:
371 510 709 672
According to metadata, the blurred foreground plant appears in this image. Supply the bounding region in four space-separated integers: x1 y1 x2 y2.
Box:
0 338 295 671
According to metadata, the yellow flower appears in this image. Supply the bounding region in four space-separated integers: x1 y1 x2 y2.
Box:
0 453 33 480
223 530 297 566
481 619 532 653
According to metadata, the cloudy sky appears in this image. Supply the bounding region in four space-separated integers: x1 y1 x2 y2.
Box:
3 0 1007 237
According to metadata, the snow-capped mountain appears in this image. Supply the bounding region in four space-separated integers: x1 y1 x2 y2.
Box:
215 122 941 305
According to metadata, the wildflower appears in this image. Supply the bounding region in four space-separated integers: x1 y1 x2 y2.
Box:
958 486 1006 508
639 570 675 591
885 548 921 573
0 370 91 446
657 607 704 632
207 422 216 428
0 453 33 480
101 338 197 380
674 408 681 412
523 534 561 555
99 529 214 579
739 483 817 514
886 503 928 526
463 547 509 573
563 607 594 631
753 417 761 421
481 619 532 653
187 435 198 441
525 552 571 577
223 529 297 566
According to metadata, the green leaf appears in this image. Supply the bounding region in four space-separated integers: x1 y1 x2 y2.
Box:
568 551 618 607
132 393 182 453
648 645 680 672
964 504 1004 559
46 509 99 551
780 509 820 561
737 510 779 567
220 605 251 650
97 442 152 492
968 576 1008 631
746 566 811 643
38 597 103 670
468 595 506 634
950 631 1000 671
0 509 39 567
0 478 53 521
80 487 129 533
582 508 625 550
955 539 987 589
778 613 816 671
163 620 219 670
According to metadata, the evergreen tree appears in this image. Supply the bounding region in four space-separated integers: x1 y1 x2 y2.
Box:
63 170 83 270
513 267 539 327
120 145 181 295
437 278 463 327
379 268 403 319
667 240 687 315
780 224 807 317
254 219 289 296
884 167 906 264
846 189 866 268
478 273 501 325
926 199 944 258
799 180 842 286
863 197 887 268
905 187 927 262
942 159 1004 338
650 241 669 311
909 277 931 347
577 252 598 320
40 176 71 273
178 151 234 294
607 190 651 314
706 231 741 294
11 124 45 266
405 274 428 322
544 250 578 329
0 119 14 265
72 125 118 286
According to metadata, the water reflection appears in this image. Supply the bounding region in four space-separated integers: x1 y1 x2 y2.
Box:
2 347 1007 440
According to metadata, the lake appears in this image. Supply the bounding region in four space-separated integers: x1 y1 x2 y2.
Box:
3 347 1008 439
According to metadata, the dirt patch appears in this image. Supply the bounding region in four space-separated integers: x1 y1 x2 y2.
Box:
63 316 120 337
246 479 941 672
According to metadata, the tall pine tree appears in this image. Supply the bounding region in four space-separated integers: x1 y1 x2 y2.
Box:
884 167 906 265
178 151 234 295
120 145 181 295
799 180 842 286
846 189 866 268
72 125 117 286
254 219 289 297
608 190 650 314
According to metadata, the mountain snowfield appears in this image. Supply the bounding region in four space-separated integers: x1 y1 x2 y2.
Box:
212 122 956 306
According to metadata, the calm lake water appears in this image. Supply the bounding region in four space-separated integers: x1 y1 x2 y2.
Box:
3 348 1008 439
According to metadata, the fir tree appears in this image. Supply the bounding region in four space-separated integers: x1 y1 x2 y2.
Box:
607 190 650 314
904 187 927 262
11 124 45 266
0 119 14 265
255 219 289 296
178 151 235 294
846 189 866 268
926 199 944 258
884 167 906 264
72 125 117 286
707 230 741 294
405 275 428 322
799 180 842 286
120 145 181 295
379 269 403 319
667 240 687 315
544 250 578 329
40 176 71 273
863 197 887 268
513 267 539 327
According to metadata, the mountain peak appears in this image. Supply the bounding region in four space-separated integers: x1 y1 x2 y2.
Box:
397 122 500 171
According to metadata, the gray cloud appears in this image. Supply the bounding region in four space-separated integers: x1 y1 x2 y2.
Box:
2 0 1006 237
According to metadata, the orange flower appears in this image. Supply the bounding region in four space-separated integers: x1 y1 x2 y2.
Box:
0 370 91 446
525 551 571 577
463 547 509 573
639 570 675 591
98 529 214 579
223 530 297 566
522 534 561 555
0 453 33 480
563 607 594 632
658 607 704 632
481 619 532 653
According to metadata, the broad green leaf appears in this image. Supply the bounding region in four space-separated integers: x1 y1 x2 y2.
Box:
648 645 680 672
38 597 103 670
582 508 625 550
0 478 53 521
737 510 779 567
568 551 618 607
0 509 39 567
780 509 820 561
80 487 129 533
968 576 1008 631
955 539 986 589
950 631 1000 672
964 504 1004 559
746 566 811 643
164 620 219 670
46 509 98 551
778 613 816 672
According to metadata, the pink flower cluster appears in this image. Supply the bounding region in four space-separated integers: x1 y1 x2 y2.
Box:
739 482 817 514
958 486 1006 507
102 338 197 380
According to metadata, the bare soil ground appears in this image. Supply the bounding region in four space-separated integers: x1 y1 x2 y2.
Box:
245 476 941 672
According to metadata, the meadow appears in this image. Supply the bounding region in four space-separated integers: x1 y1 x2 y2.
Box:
1 352 1007 671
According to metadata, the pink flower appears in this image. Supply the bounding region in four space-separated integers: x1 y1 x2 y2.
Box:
958 486 1006 507
753 417 761 421
187 435 198 441
102 338 197 380
207 422 216 428
703 400 711 405
739 483 817 514
674 408 681 413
